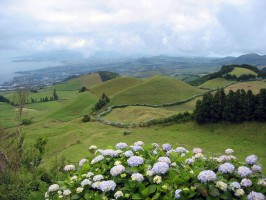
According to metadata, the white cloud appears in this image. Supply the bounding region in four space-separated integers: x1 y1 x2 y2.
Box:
0 0 265 56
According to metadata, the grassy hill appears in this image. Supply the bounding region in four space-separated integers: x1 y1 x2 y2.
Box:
229 67 258 77
198 78 235 89
91 77 143 98
54 72 103 91
51 92 98 121
110 76 204 105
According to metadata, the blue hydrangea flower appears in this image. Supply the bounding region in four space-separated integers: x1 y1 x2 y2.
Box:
218 162 235 174
252 165 262 173
247 191 265 200
185 158 194 165
131 145 143 151
81 179 92 187
127 156 144 167
158 156 171 165
91 155 104 164
246 155 258 165
175 147 188 153
152 162 169 174
237 166 252 177
131 173 144 182
115 142 128 149
162 143 172 151
229 182 241 190
197 170 216 183
99 180 116 192
100 149 117 157
123 150 134 157
110 165 125 177
175 189 182 199
93 175 104 182
79 158 88 167
241 178 252 187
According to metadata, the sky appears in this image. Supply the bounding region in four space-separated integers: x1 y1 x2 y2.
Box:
0 0 266 59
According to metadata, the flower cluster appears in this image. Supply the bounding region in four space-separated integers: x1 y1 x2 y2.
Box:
197 170 217 183
46 142 265 200
218 162 235 174
127 156 144 167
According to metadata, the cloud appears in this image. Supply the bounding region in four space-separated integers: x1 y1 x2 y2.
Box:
0 0 265 57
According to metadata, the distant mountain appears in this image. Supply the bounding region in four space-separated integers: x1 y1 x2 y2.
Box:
216 53 266 66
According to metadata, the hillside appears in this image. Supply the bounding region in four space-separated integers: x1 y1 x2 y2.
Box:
110 76 204 105
198 78 235 90
229 67 258 77
91 77 143 98
51 92 98 121
225 80 266 94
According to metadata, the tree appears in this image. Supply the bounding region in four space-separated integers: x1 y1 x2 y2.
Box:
53 88 59 100
14 88 29 121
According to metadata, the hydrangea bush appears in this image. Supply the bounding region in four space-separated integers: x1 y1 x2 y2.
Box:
46 142 266 200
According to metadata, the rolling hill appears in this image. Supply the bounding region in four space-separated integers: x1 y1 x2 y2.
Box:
198 78 235 90
110 76 204 105
229 67 258 77
91 77 143 98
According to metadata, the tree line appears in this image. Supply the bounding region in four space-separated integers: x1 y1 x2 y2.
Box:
194 88 266 123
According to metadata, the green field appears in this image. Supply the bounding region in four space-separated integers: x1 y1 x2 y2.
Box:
1 75 266 175
91 77 143 98
20 120 266 174
110 76 204 105
225 80 266 94
104 106 175 123
229 67 258 77
51 92 97 121
198 78 235 90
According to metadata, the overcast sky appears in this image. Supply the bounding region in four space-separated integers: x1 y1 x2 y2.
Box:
0 0 266 58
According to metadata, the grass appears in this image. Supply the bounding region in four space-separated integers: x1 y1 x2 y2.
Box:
229 67 258 77
111 76 204 105
198 78 236 90
91 77 143 98
103 106 175 123
51 92 98 121
20 120 266 173
0 102 18 128
55 73 102 91
225 80 266 94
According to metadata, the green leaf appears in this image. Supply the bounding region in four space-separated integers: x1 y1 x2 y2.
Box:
208 187 220 197
71 194 80 200
132 194 143 199
141 188 149 197
148 185 157 195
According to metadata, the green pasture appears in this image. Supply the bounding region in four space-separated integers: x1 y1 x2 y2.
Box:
225 80 266 94
91 77 143 98
111 76 204 105
229 67 258 77
19 120 266 174
198 78 236 90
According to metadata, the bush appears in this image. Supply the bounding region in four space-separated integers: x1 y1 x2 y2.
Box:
21 119 32 125
45 142 266 200
79 87 86 93
123 131 132 135
82 115 91 122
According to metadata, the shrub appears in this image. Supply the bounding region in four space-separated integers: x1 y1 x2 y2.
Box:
21 119 32 125
79 86 86 93
82 115 91 122
45 142 266 200
123 131 132 135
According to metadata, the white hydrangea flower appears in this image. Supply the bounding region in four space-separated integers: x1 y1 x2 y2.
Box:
48 184 60 193
216 181 227 191
235 189 245 197
153 175 162 184
114 191 124 199
193 148 202 154
89 145 97 150
134 141 144 146
70 175 78 181
64 164 75 172
63 189 71 196
225 148 234 154
76 187 83 193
